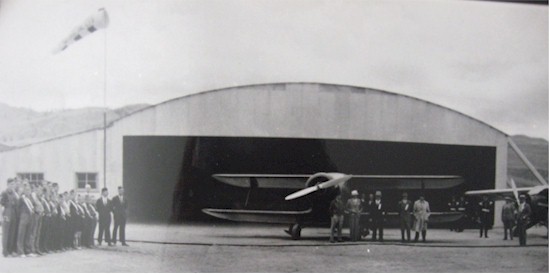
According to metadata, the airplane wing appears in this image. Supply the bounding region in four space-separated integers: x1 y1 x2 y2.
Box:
464 188 533 201
213 173 463 190
347 175 463 190
201 208 313 224
212 174 311 189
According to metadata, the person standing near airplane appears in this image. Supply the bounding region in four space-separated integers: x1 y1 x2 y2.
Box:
517 194 532 246
362 193 374 238
359 193 368 238
96 188 113 246
346 190 362 242
398 192 413 242
478 195 493 238
328 195 345 243
456 196 469 232
448 196 457 231
413 194 430 242
501 197 517 240
370 191 385 242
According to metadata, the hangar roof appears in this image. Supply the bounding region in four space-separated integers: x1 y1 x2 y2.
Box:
111 82 508 137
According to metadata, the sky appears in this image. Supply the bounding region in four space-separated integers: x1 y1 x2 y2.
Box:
0 0 548 139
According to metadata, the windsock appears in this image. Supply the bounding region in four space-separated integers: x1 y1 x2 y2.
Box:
53 8 109 53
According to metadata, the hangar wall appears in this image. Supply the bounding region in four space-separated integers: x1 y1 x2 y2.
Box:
0 129 103 196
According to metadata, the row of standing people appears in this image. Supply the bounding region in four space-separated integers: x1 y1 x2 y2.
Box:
329 190 430 243
449 194 532 245
329 190 533 246
0 177 128 258
447 194 496 237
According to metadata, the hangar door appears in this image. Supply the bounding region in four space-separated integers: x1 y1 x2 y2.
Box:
123 136 496 224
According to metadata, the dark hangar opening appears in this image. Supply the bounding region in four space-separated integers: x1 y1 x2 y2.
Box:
123 136 496 226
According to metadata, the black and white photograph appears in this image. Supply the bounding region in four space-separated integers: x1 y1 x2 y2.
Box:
0 0 548 272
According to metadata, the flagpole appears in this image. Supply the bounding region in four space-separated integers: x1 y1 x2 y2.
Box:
103 27 107 188
52 8 109 188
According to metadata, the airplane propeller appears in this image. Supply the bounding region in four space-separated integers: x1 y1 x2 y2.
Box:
509 177 520 204
285 173 353 200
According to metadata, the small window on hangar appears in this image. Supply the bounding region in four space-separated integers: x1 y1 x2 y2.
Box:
76 172 98 190
17 172 44 185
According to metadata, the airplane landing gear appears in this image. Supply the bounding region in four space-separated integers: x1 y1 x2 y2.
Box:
284 223 302 240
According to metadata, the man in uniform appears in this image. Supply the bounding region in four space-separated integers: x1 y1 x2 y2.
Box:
398 192 413 242
57 193 68 251
501 196 517 241
83 195 98 248
456 196 469 232
96 188 113 246
370 191 385 242
478 195 493 238
38 187 50 254
1 179 17 257
7 179 21 256
328 195 345 243
448 196 457 231
112 186 129 246
345 190 362 242
16 184 34 257
517 194 531 246
46 187 56 252
29 184 45 255
61 191 72 249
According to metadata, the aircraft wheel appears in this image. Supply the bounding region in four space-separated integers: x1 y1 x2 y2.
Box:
291 224 302 240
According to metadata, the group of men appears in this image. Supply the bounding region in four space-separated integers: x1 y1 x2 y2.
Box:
329 190 533 246
329 190 430 243
501 194 532 246
447 195 469 232
449 193 532 245
0 177 129 258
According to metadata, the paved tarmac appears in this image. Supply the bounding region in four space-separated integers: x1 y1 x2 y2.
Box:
124 222 549 247
0 223 547 272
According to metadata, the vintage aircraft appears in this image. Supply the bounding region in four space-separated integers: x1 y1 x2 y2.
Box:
465 179 548 230
202 172 465 239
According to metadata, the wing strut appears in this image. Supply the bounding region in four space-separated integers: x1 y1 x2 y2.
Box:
508 137 548 186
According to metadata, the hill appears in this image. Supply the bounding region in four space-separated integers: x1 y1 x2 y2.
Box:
0 103 149 147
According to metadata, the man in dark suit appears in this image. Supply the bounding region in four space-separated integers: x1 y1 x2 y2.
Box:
112 186 129 246
478 195 493 238
96 188 113 246
398 192 413 242
370 191 386 242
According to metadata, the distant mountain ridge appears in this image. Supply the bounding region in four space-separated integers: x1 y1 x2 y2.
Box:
0 103 546 187
0 103 149 148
